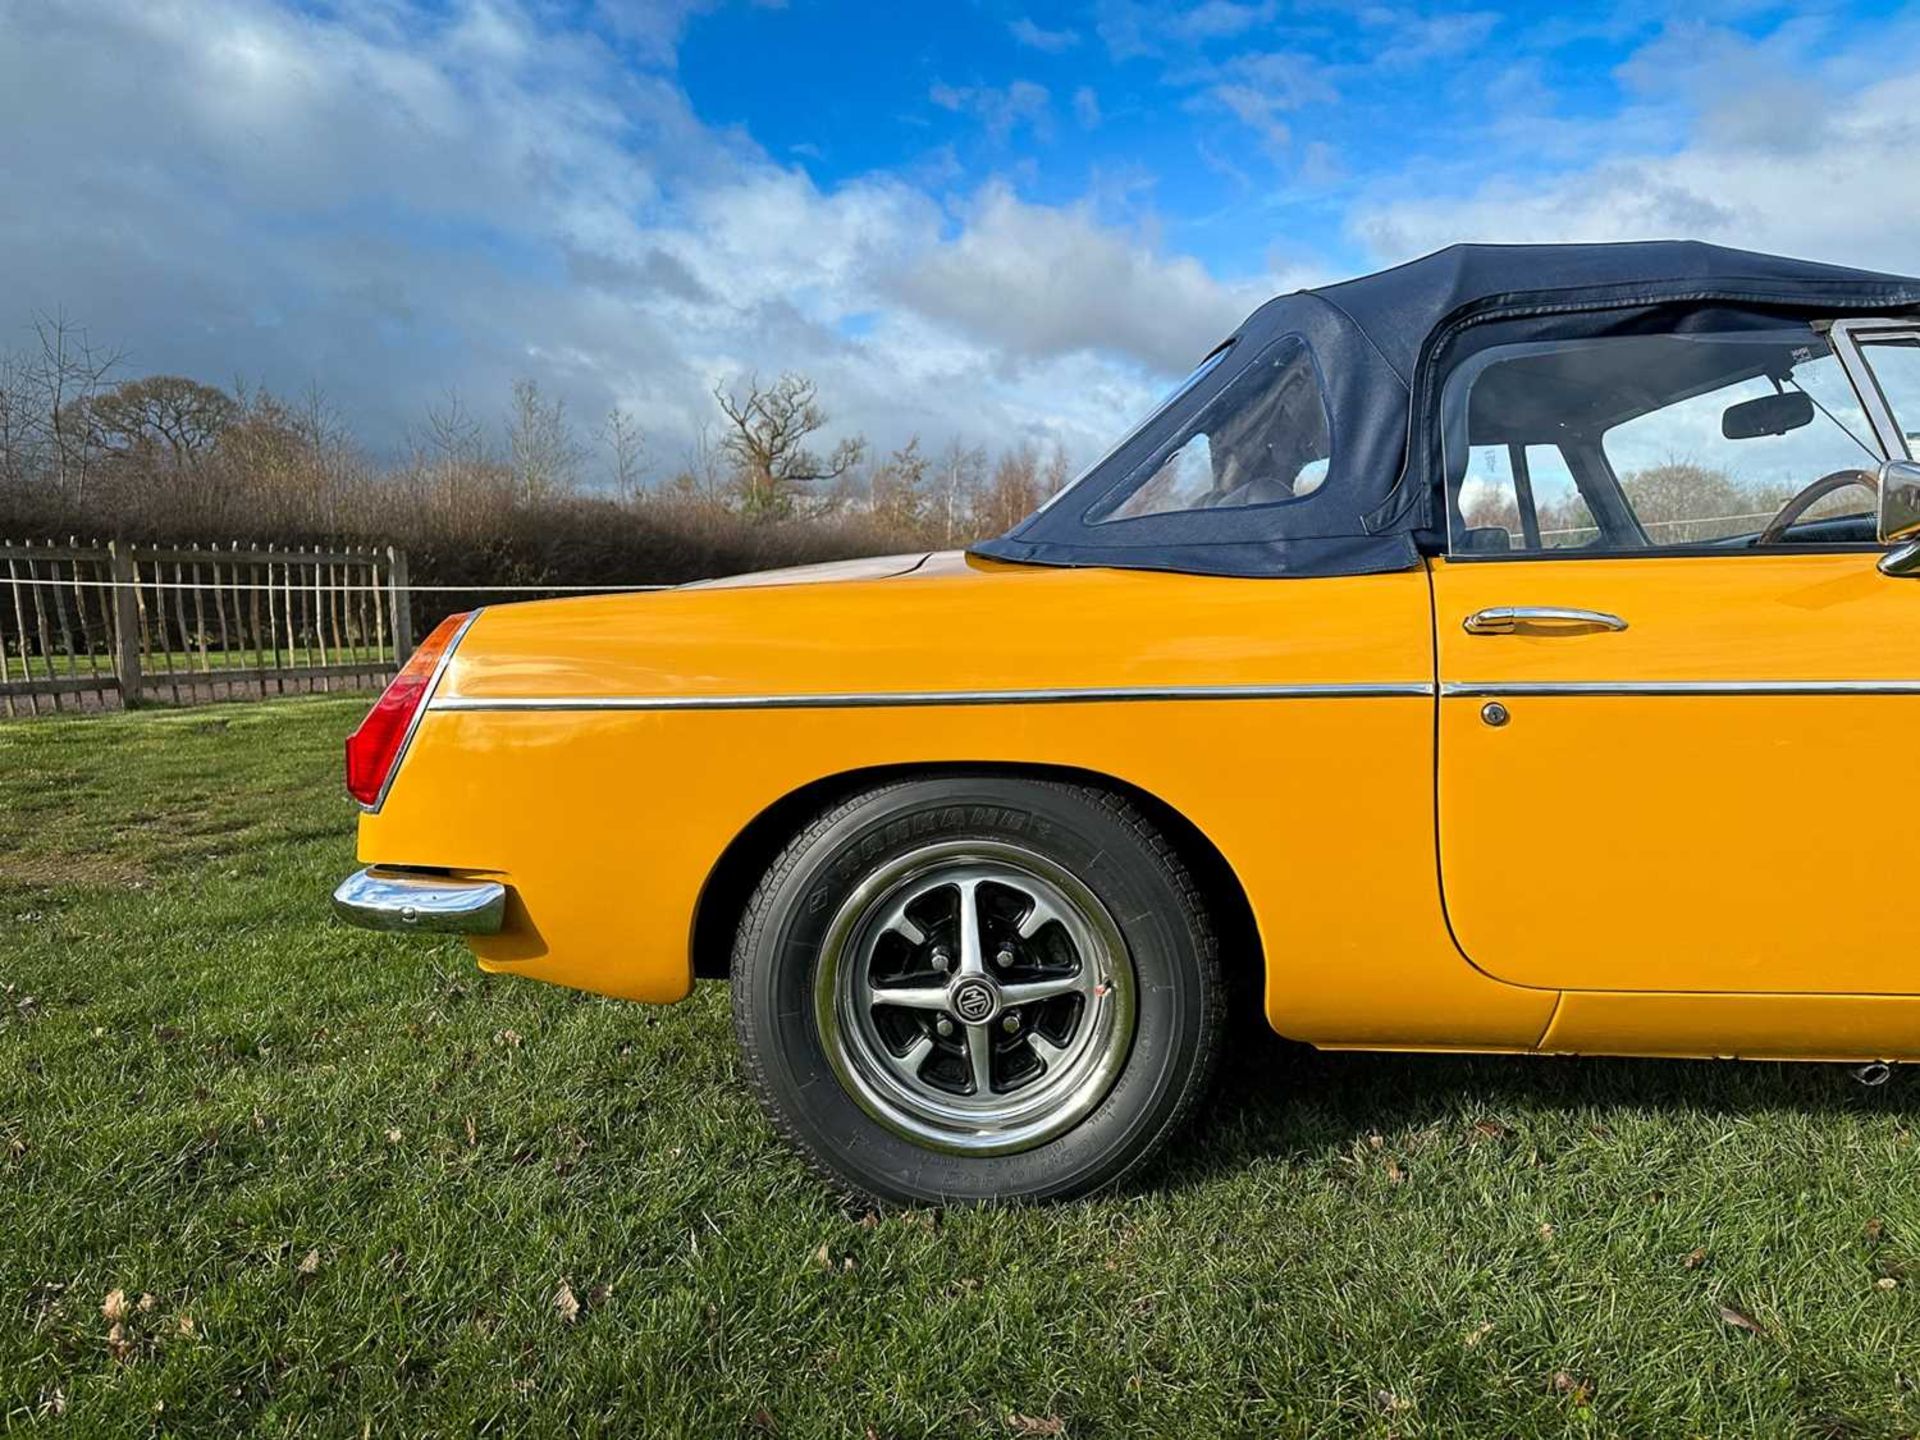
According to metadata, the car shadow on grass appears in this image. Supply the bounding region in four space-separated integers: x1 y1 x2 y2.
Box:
1152 1025 1918 1193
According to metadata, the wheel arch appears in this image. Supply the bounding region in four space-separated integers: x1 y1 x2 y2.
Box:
688 763 1265 1004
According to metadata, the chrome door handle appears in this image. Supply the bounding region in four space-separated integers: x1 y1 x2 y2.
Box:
1462 606 1629 635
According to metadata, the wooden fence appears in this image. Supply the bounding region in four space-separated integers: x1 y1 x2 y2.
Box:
0 539 412 716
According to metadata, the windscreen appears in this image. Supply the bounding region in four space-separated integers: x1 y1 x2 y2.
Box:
1855 335 1920 456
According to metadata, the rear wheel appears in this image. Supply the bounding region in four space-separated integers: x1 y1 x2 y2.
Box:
730 776 1223 1203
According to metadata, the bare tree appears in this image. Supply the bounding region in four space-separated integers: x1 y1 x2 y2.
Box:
0 353 28 485
422 390 486 470
870 436 931 530
78 375 235 470
664 423 729 506
290 381 360 500
12 311 121 498
202 381 365 534
1041 443 1073 499
601 407 647 503
978 444 1044 535
399 389 518 539
931 437 988 547
507 378 583 504
713 372 866 521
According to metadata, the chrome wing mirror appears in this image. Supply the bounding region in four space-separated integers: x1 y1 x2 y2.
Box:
1879 460 1920 576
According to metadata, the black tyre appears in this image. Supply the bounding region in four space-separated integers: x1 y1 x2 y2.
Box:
730 776 1223 1203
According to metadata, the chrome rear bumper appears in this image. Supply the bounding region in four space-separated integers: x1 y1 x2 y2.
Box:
332 867 506 935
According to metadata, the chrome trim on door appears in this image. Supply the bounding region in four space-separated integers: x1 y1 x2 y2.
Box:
1443 679 1920 698
429 681 1435 713
1462 607 1629 635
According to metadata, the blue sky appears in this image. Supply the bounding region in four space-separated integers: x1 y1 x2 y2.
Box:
677 0 1620 276
3 0 1918 479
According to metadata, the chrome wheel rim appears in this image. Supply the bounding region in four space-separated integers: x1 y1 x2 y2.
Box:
814 839 1137 1156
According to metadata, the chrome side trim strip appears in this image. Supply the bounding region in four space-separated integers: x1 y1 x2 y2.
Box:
422 677 1920 712
431 681 1435 713
1444 679 1920 698
361 607 485 815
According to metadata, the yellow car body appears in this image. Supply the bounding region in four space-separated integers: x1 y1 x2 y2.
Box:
337 241 1920 1201
356 543 1920 1064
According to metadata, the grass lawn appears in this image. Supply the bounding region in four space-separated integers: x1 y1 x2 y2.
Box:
3 699 1918 1437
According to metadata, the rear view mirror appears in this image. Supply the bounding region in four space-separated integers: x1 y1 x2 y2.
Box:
1722 390 1815 440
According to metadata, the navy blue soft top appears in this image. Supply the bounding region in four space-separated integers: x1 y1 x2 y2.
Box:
974 241 1920 578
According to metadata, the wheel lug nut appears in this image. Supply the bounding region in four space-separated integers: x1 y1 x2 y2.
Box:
931 948 951 973
1001 1012 1021 1034
935 1016 954 1038
994 948 1014 968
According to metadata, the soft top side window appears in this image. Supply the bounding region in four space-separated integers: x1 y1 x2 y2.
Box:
1089 334 1332 525
1444 326 1885 557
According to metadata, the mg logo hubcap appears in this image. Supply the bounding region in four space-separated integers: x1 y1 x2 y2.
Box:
948 977 999 1024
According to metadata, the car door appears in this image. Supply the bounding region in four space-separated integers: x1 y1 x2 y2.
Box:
1431 316 1920 996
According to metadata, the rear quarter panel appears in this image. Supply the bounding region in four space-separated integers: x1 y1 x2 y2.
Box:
357 554 1554 1048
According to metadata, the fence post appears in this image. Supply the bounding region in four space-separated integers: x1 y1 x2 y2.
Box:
108 541 142 706
387 546 413 663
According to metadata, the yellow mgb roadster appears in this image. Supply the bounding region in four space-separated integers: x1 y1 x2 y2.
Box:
335 242 1920 1202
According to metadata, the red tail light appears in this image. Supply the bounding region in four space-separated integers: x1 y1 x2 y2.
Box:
346 612 471 807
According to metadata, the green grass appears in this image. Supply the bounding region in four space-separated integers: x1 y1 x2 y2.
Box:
3 701 1919 1437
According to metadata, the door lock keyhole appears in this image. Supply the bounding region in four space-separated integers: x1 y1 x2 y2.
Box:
1481 701 1510 728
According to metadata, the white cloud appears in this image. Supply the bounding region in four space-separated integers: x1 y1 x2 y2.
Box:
589 0 723 67
886 182 1275 374
1009 17 1080 53
1095 0 1279 59
1361 7 1502 68
1173 1 1276 42
929 79 1054 144
1184 49 1338 150
0 0 1279 476
1349 26 1920 276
